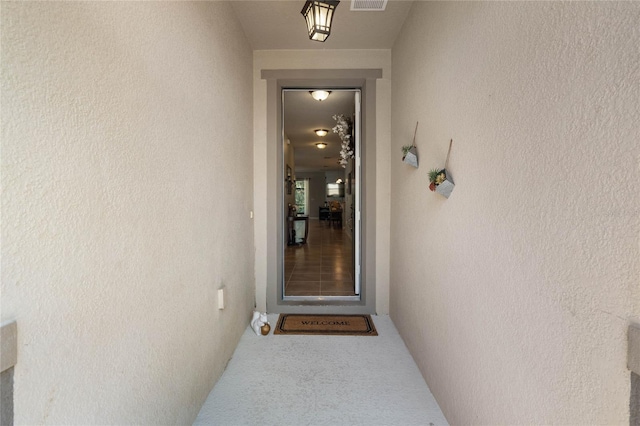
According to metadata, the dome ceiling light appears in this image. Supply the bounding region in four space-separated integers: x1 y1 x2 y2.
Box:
315 142 328 149
314 129 329 137
309 90 331 101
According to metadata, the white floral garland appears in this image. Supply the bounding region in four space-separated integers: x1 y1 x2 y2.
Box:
332 114 353 168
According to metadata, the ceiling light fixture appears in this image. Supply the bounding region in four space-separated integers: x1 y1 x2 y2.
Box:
314 129 329 137
309 90 331 101
315 142 328 149
301 0 340 42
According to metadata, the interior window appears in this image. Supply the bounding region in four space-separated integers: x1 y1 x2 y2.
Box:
295 179 309 215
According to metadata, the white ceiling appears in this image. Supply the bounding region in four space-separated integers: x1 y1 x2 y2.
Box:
231 0 413 171
230 0 413 50
284 90 356 172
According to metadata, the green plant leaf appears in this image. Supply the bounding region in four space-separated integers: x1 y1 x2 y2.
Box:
428 168 440 183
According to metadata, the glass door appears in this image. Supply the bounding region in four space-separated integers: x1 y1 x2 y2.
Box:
281 88 361 300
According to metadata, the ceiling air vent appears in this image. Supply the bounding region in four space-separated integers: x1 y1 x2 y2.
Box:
350 0 387 11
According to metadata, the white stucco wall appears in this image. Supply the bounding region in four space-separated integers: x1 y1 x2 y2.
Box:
1 2 254 424
390 2 640 424
253 50 391 314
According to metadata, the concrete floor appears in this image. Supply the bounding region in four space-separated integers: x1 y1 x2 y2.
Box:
194 315 448 426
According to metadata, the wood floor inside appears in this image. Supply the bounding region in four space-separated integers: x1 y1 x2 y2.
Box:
284 218 356 296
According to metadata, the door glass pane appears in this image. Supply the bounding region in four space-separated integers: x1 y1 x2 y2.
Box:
282 89 360 299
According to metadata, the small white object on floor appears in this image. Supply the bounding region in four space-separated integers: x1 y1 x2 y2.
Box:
250 311 268 336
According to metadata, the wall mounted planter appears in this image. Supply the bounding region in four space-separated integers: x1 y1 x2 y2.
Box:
435 170 454 198
402 146 418 168
429 139 455 198
401 122 419 168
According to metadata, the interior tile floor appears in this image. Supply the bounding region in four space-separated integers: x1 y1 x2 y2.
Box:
194 315 449 426
285 218 355 296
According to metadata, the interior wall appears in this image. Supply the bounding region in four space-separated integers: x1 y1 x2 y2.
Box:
325 170 345 184
343 160 355 240
253 50 391 314
390 2 640 424
284 135 295 212
1 2 254 424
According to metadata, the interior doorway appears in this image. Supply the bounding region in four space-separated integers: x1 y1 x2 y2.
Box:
282 89 361 300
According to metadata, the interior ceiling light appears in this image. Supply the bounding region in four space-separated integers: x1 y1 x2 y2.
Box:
309 90 331 101
315 142 328 149
301 0 340 42
315 129 329 137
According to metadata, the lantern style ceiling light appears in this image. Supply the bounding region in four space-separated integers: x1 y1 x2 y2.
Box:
301 0 340 42
314 129 329 137
309 90 331 101
315 142 328 149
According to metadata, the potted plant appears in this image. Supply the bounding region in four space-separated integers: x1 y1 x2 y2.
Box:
428 139 455 198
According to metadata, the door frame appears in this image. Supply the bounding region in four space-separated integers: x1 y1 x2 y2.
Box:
281 88 361 301
261 68 381 314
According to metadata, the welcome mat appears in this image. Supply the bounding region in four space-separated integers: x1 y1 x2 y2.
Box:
274 314 378 336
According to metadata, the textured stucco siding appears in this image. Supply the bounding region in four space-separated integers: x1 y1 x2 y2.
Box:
390 2 640 424
1 2 254 424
